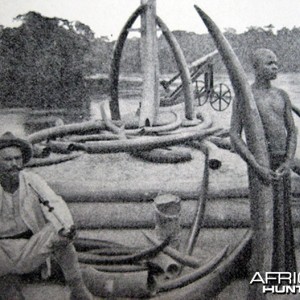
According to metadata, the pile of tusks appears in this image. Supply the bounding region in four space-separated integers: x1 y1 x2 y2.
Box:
24 106 245 298
69 144 240 299
25 100 226 167
23 2 300 296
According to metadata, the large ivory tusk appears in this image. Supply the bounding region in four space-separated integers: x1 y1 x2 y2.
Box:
77 238 169 265
66 132 121 142
152 230 252 300
27 120 107 144
156 16 195 120
81 266 155 298
25 153 81 168
185 142 209 255
80 263 148 273
143 111 182 134
84 127 220 154
109 5 146 120
130 147 192 164
74 237 138 252
156 246 229 292
100 103 127 140
292 104 300 118
194 5 274 278
142 231 201 268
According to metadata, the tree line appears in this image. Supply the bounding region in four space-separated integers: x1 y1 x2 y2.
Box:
90 26 300 74
0 12 93 110
1 11 300 109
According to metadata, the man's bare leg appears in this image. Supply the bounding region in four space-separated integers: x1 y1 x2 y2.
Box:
54 243 93 300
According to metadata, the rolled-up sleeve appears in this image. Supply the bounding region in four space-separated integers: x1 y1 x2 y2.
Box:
25 172 74 232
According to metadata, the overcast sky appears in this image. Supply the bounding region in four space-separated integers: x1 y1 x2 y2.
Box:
0 0 300 40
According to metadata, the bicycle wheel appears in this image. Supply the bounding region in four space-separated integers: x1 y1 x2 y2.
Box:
210 83 232 111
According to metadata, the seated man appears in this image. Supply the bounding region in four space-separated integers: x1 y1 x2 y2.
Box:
0 132 93 300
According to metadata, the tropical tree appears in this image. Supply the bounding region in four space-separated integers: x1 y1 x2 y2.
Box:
0 11 93 111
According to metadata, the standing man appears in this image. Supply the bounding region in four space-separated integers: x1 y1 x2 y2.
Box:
230 48 297 272
0 132 93 299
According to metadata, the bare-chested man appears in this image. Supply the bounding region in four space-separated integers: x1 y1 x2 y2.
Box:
230 48 297 272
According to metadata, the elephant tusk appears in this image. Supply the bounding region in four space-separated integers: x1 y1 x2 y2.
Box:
194 5 274 281
27 120 107 144
156 245 229 292
84 127 221 154
109 5 146 120
143 111 182 134
25 153 81 168
77 237 170 265
156 15 195 120
185 142 209 255
153 230 252 299
142 231 200 268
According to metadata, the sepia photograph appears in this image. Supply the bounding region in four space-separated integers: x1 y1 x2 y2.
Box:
0 0 300 299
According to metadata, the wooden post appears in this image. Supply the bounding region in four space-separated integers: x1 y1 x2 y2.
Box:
139 0 160 127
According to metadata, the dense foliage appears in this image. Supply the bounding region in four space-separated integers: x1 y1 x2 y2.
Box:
88 26 300 74
0 12 93 109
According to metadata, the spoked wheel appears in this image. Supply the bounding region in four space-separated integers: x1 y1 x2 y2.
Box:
210 83 232 111
193 80 209 106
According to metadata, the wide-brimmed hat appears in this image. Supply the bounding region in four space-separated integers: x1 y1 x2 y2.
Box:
0 132 32 164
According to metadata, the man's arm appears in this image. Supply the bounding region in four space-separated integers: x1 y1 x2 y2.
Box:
26 172 74 233
276 91 297 175
230 98 275 182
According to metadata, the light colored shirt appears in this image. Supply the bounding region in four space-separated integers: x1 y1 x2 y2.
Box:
0 171 74 237
0 189 29 237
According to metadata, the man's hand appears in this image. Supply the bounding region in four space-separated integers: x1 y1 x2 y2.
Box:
275 161 291 178
50 226 77 251
255 164 277 184
59 225 77 240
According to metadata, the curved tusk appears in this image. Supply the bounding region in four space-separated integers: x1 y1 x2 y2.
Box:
143 111 182 134
157 111 213 136
84 127 220 154
77 237 169 265
109 5 146 120
27 120 107 144
153 230 252 299
25 153 81 168
194 5 274 276
130 147 192 164
66 132 122 142
74 237 139 252
292 104 300 118
157 245 229 292
193 5 269 165
80 263 148 273
142 231 200 268
156 16 195 120
206 136 232 151
185 143 209 255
